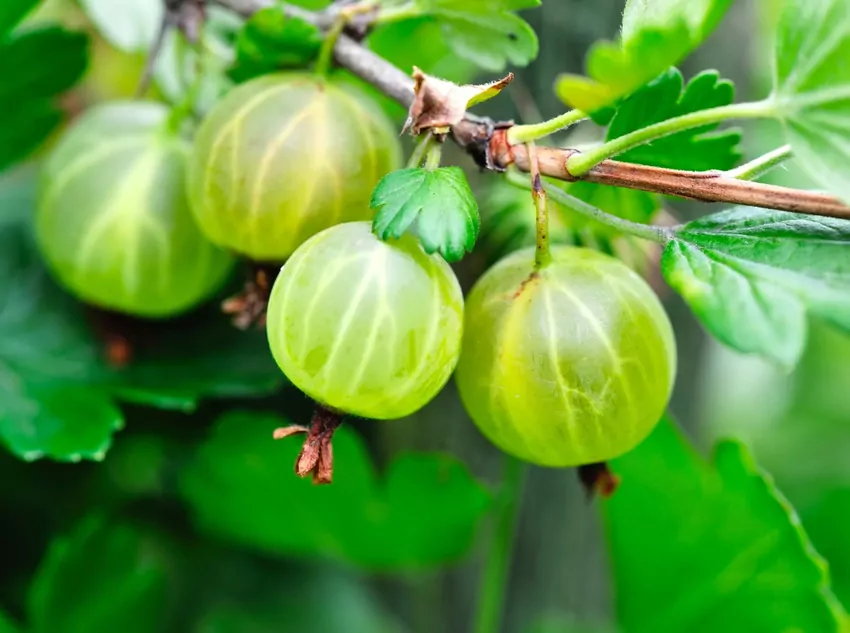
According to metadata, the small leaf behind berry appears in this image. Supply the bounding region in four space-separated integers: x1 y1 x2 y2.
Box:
229 7 322 83
555 0 733 119
605 68 742 171
662 207 850 368
606 417 845 632
180 411 493 570
78 0 163 53
371 167 480 262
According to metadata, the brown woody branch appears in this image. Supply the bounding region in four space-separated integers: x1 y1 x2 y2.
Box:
216 0 850 222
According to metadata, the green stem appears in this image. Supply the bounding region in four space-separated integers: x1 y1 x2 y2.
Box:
507 109 587 145
374 2 421 25
506 170 671 244
406 131 434 168
727 144 793 181
472 456 528 633
534 185 551 268
424 142 442 170
315 17 346 78
566 99 777 176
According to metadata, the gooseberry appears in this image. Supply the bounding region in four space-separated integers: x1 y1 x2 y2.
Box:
36 101 234 318
454 246 676 468
187 73 402 261
266 221 464 421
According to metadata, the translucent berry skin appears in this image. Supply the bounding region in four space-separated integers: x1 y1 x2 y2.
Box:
266 222 464 420
455 246 676 467
187 73 402 261
36 101 235 318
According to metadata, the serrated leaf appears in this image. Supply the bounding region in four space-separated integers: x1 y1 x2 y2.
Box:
411 0 539 71
78 0 163 53
0 0 40 37
555 0 733 117
106 303 283 412
0 27 88 173
181 411 492 570
605 68 742 170
606 417 846 632
773 0 850 203
229 7 322 83
371 167 479 262
0 179 121 462
661 207 850 368
28 515 170 633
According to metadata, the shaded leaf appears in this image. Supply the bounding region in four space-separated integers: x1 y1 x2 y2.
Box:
555 0 733 118
229 7 322 83
106 302 283 412
28 515 170 633
0 27 88 172
0 0 40 36
181 411 492 570
605 68 742 170
0 183 121 461
0 611 21 633
606 417 846 632
662 207 850 368
78 0 163 53
773 0 850 203
371 167 480 262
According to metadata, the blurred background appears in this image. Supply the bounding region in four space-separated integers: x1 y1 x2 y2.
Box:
1 0 847 632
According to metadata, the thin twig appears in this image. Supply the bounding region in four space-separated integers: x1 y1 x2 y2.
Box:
213 0 850 222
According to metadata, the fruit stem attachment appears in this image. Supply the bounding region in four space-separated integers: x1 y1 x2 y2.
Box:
273 405 344 484
406 131 435 168
472 456 528 633
315 16 347 78
506 170 672 244
424 140 442 171
528 142 551 269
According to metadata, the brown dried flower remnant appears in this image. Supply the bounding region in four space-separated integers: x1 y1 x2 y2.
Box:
401 66 514 136
273 406 344 485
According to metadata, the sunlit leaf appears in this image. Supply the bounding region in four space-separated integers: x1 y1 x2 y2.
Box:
772 0 850 203
606 417 846 632
662 207 850 368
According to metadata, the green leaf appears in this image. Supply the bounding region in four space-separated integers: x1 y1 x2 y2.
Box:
555 0 733 117
562 181 659 233
0 611 21 633
229 7 322 83
605 417 846 633
78 0 163 52
371 167 480 262
773 0 850 203
0 27 88 172
605 68 742 170
181 411 492 570
0 0 40 37
106 306 283 412
413 0 539 71
0 180 121 462
661 207 850 368
28 515 169 633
